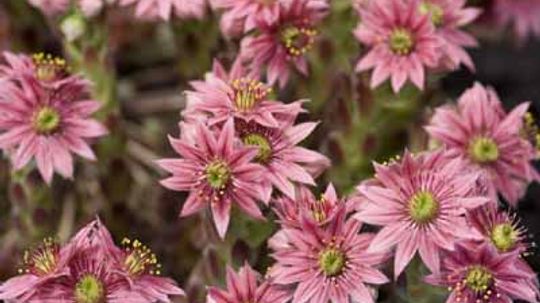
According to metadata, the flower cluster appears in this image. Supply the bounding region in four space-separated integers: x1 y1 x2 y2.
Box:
0 52 107 184
0 218 184 303
354 0 481 93
158 59 330 239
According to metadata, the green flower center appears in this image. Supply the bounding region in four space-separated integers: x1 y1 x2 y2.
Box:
409 191 439 224
205 161 231 189
469 137 500 163
281 26 317 57
389 28 414 55
319 248 346 277
490 223 518 252
33 107 61 134
231 78 270 112
74 274 105 303
242 133 272 163
465 267 493 293
419 2 444 26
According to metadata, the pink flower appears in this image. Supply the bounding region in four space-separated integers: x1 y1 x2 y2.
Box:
354 150 490 278
235 119 330 201
417 0 481 71
492 0 540 40
425 241 540 303
269 209 389 303
158 119 267 239
27 0 108 17
207 263 290 303
273 183 348 227
425 82 539 206
0 62 108 184
240 0 329 88
0 238 73 302
185 59 305 128
210 0 283 37
354 0 442 93
118 0 206 21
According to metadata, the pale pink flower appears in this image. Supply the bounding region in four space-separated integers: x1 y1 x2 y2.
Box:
118 0 206 21
492 0 540 40
273 183 348 227
417 0 481 71
425 241 540 303
354 150 490 278
425 82 539 206
240 0 329 87
235 119 330 201
27 0 108 17
269 209 390 303
158 119 267 239
185 59 305 128
0 68 107 184
354 0 442 93
210 0 283 37
207 263 290 303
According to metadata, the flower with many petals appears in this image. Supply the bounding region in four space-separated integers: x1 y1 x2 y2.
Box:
235 119 330 201
210 0 283 37
426 82 539 206
0 59 108 184
207 263 290 303
240 0 329 87
158 119 267 239
425 242 540 303
269 209 389 303
492 0 540 40
354 0 442 92
118 0 206 21
185 59 305 128
417 0 481 71
354 150 490 278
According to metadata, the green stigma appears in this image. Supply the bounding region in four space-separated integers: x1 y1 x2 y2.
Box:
319 248 346 277
419 2 444 26
491 223 518 252
281 26 317 57
465 266 493 293
469 137 500 163
33 107 61 134
389 28 414 56
242 133 272 163
74 274 105 303
409 191 439 224
205 161 231 189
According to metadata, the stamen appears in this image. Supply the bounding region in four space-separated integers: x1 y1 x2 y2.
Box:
230 78 271 112
419 1 444 26
20 237 59 276
281 25 318 57
121 238 161 276
465 266 493 293
32 53 68 82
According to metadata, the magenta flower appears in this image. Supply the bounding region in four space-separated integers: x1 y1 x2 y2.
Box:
0 67 107 184
425 241 539 303
269 209 390 303
354 150 490 278
207 263 290 303
210 0 283 37
425 82 539 206
235 119 330 201
158 119 267 239
273 183 347 227
354 0 442 93
118 0 206 21
239 0 329 87
492 0 540 40
185 59 305 128
417 0 481 71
